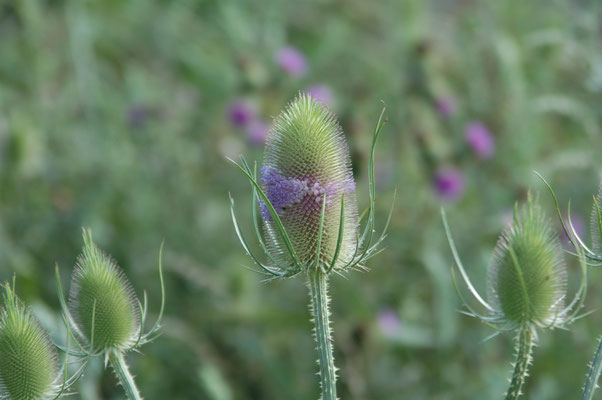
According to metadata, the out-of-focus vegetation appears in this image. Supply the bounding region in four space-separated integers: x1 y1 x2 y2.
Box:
1 0 601 399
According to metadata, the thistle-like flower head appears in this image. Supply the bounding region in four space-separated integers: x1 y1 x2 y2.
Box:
443 193 585 334
230 94 390 278
260 94 358 271
0 283 60 400
56 229 165 364
68 230 140 353
488 195 566 328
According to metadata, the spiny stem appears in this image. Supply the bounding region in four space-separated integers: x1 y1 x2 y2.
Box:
309 270 337 400
582 336 602 400
505 327 534 400
109 350 143 400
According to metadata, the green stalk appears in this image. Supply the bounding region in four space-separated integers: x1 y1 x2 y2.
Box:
582 336 602 400
505 327 534 400
109 350 143 400
309 270 337 400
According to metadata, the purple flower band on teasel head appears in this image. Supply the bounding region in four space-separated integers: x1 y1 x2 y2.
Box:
259 166 307 219
259 165 355 221
465 121 495 160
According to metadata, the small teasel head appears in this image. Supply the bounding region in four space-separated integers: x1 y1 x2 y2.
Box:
443 191 585 333
488 194 567 328
0 283 60 400
259 94 359 272
68 229 140 353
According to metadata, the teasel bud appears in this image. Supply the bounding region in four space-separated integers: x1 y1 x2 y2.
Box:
443 193 586 400
0 283 60 400
67 230 141 353
57 229 165 400
488 195 567 328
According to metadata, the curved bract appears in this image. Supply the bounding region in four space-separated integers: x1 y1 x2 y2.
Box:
591 186 602 255
488 196 567 328
0 284 60 400
68 230 140 353
261 94 358 271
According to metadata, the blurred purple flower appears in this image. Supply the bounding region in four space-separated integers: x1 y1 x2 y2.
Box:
306 84 334 108
275 46 308 77
465 122 495 160
228 99 255 127
377 309 401 338
560 213 585 248
435 96 456 118
126 105 153 128
245 119 270 146
434 167 465 201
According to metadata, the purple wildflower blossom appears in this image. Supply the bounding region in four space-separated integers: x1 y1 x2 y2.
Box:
259 165 355 221
434 167 465 202
275 46 308 77
245 120 270 146
435 96 456 118
228 99 255 127
465 122 495 160
306 84 334 108
377 309 401 337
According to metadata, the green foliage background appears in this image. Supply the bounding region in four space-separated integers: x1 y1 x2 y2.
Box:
1 0 601 399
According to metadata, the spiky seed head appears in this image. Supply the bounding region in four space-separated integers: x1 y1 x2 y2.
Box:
0 284 60 400
488 194 567 328
591 184 602 254
260 94 358 272
68 230 140 352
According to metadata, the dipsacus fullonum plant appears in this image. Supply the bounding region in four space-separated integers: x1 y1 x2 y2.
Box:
230 94 391 399
0 282 61 400
56 229 165 400
442 194 586 400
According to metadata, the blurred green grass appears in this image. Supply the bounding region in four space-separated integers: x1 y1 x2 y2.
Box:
1 0 601 398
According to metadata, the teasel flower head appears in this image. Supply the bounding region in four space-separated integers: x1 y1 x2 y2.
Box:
442 192 586 334
229 93 392 279
488 195 567 328
56 229 165 360
68 230 140 353
0 282 60 400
